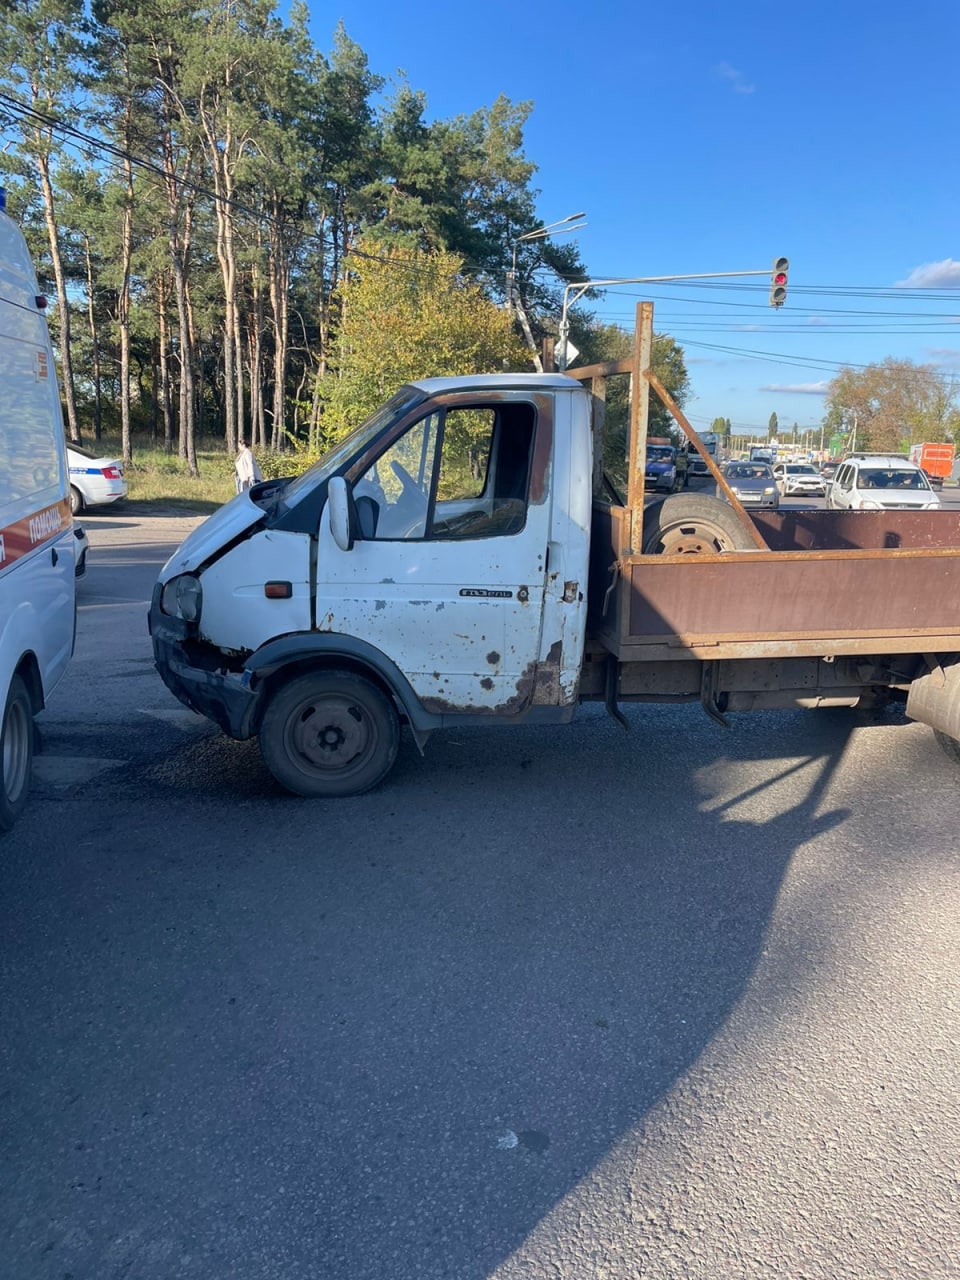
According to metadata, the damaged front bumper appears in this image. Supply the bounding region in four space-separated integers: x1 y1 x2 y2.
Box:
149 586 259 740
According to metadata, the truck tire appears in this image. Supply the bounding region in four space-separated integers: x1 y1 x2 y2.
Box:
642 493 756 555
259 668 400 798
934 729 960 768
1 675 34 832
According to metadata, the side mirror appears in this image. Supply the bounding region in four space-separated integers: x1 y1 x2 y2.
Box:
327 476 354 552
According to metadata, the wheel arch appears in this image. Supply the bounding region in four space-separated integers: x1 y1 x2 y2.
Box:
4 651 44 717
245 633 440 738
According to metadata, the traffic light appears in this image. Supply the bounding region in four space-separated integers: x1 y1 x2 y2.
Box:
769 257 789 308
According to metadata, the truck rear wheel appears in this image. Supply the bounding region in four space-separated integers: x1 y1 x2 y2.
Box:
642 494 756 555
934 729 960 768
1 675 34 832
259 669 400 798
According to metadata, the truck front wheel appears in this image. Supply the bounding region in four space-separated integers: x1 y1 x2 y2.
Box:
642 493 756 555
259 669 400 798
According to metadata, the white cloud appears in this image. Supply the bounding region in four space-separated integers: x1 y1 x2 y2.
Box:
926 347 960 366
896 259 960 288
807 317 828 326
733 324 767 332
759 382 830 395
715 62 755 94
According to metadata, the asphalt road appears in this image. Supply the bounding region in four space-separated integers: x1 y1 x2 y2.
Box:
2 509 959 1280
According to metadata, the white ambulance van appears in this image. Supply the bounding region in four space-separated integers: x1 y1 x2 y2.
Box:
0 188 75 832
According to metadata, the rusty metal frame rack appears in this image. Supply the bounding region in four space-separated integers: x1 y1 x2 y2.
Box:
557 301 960 666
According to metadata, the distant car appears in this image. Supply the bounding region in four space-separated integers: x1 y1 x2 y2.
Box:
66 445 127 514
772 462 826 497
645 443 679 493
820 461 839 481
73 524 89 578
748 447 775 465
721 461 779 508
826 455 941 511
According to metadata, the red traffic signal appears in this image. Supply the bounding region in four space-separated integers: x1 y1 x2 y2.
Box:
770 256 789 307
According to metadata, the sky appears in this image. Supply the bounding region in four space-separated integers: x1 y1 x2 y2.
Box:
302 0 960 440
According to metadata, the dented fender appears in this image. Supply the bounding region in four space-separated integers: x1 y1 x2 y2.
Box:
246 631 440 733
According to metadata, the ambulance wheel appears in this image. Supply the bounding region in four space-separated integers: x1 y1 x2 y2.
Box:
642 494 756 555
259 669 400 798
1 675 34 832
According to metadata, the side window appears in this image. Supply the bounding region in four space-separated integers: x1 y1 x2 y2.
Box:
836 465 852 490
355 412 440 540
357 402 536 542
435 407 494 504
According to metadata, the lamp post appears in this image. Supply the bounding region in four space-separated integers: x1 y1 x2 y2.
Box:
508 213 586 370
510 211 586 279
839 408 858 454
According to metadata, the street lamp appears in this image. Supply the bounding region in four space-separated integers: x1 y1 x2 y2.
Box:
507 212 586 369
510 211 586 279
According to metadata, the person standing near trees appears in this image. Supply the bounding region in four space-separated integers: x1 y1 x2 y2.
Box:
235 440 263 493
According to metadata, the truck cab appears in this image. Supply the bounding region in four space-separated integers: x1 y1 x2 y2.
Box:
151 375 593 795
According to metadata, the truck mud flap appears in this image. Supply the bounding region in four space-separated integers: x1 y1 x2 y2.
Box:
905 658 960 744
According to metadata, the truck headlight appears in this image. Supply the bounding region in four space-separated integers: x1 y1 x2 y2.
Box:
161 573 203 622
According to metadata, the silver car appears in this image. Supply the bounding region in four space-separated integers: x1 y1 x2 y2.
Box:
721 461 779 508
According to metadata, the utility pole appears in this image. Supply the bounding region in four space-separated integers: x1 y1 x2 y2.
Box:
512 298 542 371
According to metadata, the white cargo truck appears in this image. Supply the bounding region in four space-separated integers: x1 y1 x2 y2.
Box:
150 303 960 799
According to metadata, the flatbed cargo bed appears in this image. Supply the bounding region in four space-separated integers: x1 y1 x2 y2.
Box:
589 506 960 662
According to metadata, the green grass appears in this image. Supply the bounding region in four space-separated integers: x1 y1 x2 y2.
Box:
123 446 235 512
87 438 314 514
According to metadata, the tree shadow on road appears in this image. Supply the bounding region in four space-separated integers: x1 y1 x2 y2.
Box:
4 704 915 1280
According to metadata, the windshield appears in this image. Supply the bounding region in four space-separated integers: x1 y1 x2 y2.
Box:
727 464 772 480
646 446 674 462
280 387 426 509
787 465 816 474
856 467 930 491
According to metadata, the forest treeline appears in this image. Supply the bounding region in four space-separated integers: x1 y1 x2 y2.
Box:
1 1 695 475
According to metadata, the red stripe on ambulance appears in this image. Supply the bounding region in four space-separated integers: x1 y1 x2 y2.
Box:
0 497 72 570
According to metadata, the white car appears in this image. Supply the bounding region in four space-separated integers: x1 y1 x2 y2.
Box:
67 445 127 514
773 462 825 497
826 455 941 511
